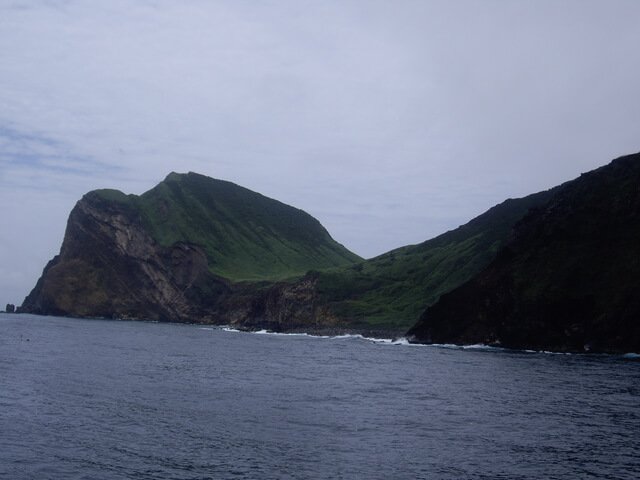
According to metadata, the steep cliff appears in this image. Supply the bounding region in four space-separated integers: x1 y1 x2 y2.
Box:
21 191 231 322
406 153 640 353
222 273 347 333
20 173 360 324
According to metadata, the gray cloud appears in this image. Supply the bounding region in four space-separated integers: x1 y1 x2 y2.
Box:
1 0 639 307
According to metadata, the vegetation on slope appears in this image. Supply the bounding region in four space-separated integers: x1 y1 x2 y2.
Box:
96 172 361 281
89 170 571 334
314 188 560 332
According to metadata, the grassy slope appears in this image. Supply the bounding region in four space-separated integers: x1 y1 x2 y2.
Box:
315 187 561 331
94 171 561 333
96 172 361 281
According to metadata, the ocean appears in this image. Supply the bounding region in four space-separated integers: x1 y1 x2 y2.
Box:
1 313 639 479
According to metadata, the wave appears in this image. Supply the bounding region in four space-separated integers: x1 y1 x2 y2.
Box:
220 327 404 344
425 343 640 357
623 352 640 359
424 342 514 353
221 327 313 338
217 328 640 356
425 343 578 355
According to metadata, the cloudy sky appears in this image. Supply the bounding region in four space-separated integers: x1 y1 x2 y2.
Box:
1 0 639 308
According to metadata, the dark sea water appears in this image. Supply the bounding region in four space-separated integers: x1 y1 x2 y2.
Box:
1 314 639 480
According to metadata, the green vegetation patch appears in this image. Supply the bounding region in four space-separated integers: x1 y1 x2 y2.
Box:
315 187 561 331
96 172 361 282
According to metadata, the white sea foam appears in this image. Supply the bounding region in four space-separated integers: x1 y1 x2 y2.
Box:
219 328 406 344
222 328 313 338
328 334 409 345
258 331 311 337
623 352 640 359
222 327 241 333
462 343 509 351
425 343 577 355
426 342 509 352
366 337 411 345
367 336 392 344
219 328 582 352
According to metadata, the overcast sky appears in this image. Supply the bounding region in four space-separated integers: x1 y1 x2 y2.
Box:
1 0 639 308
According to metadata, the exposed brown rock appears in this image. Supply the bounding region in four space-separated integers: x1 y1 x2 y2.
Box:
222 273 345 332
21 192 231 322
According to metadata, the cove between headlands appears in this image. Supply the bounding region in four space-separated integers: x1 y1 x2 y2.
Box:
16 152 640 354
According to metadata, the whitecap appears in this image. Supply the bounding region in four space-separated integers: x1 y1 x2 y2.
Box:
424 342 511 352
331 334 365 340
222 327 242 333
366 337 410 345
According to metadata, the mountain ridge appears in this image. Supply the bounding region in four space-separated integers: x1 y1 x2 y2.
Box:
119 172 361 279
406 152 640 353
19 153 640 352
20 172 360 323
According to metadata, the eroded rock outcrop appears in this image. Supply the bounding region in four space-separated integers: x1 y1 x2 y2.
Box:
21 192 231 322
222 273 345 332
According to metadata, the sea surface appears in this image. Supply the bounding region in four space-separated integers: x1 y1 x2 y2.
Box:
1 313 639 480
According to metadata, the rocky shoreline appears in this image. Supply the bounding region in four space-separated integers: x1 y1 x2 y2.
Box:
229 324 406 340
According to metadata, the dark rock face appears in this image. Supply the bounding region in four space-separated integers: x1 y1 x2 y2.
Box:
5 304 15 313
222 273 344 332
406 153 640 353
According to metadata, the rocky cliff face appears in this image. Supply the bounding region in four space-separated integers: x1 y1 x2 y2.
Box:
222 273 346 332
406 153 640 353
20 187 346 330
21 192 231 322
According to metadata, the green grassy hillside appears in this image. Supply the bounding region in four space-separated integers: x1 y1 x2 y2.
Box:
92 171 561 332
96 172 361 281
314 188 560 331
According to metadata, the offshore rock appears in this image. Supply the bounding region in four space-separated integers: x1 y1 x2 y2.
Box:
406 153 640 353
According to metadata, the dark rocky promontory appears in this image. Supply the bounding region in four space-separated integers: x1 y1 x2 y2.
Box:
406 153 640 353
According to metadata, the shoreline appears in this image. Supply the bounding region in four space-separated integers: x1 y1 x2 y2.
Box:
228 324 407 341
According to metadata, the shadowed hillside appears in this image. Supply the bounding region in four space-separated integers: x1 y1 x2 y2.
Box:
314 187 560 332
407 152 640 353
